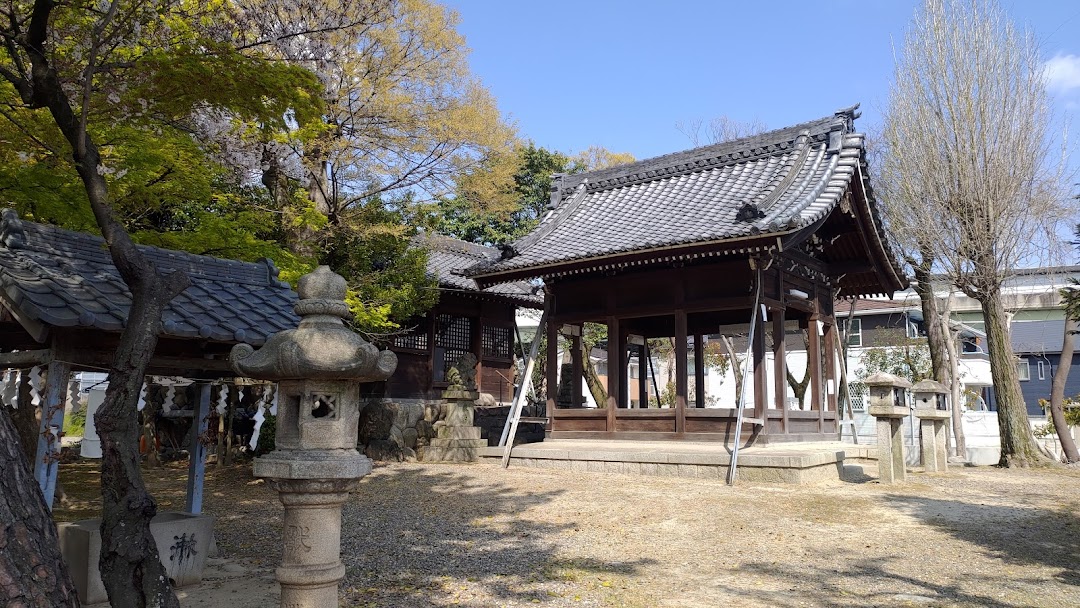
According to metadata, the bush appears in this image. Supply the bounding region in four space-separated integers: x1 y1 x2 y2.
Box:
64 405 87 437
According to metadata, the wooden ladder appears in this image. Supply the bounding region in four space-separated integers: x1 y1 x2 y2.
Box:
499 310 548 468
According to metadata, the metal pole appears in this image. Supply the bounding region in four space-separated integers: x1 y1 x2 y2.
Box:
500 310 548 458
727 274 763 485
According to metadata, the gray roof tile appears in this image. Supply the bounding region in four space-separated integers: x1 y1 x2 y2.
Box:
0 214 299 346
471 108 895 282
412 233 542 308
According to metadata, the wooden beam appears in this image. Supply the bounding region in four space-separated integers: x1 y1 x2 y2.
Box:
34 360 70 509
807 319 824 427
472 314 484 394
772 308 788 434
546 318 559 420
0 349 52 368
752 304 768 423
675 310 687 434
606 316 620 432
571 334 583 409
638 343 648 408
186 382 212 513
694 335 705 409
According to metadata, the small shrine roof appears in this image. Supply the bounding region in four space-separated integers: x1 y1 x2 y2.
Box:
0 211 299 345
413 233 542 308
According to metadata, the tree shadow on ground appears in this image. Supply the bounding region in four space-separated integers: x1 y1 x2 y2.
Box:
883 494 1080 588
338 464 655 607
711 554 1031 607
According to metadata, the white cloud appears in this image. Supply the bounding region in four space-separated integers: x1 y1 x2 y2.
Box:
1044 53 1080 92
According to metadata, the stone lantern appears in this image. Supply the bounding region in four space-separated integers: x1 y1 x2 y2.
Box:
231 266 396 608
864 372 911 483
912 379 950 472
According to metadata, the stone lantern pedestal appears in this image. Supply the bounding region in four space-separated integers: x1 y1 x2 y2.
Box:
424 387 486 462
912 379 950 473
231 266 396 608
865 372 912 484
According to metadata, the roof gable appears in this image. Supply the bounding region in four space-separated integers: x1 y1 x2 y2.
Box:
470 106 904 295
413 233 542 308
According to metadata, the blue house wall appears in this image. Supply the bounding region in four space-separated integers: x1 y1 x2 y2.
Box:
1016 352 1080 416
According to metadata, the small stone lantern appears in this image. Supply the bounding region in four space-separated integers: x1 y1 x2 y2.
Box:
864 372 911 483
231 266 397 608
421 353 487 462
912 379 950 472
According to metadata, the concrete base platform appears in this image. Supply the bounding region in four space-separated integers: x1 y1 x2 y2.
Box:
480 440 876 484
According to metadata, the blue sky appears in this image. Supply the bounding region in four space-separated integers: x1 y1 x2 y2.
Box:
445 1 1080 161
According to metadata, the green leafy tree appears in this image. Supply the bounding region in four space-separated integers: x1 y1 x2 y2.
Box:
0 1 322 605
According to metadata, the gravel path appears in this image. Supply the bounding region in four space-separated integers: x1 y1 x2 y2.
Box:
199 461 1080 608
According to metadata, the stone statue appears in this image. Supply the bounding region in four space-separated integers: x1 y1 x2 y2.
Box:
448 353 477 391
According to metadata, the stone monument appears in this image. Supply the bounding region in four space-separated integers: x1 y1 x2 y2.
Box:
230 266 397 608
912 379 950 472
422 353 487 462
865 372 911 484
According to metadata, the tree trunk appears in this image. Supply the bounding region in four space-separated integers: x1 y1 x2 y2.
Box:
0 403 80 607
719 335 743 400
12 369 38 460
943 324 968 458
17 7 188 602
580 341 607 407
784 331 811 408
1049 318 1080 463
980 289 1048 466
912 264 949 383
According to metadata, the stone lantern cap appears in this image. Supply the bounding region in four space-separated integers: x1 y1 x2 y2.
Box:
862 372 912 388
230 266 397 381
911 379 947 394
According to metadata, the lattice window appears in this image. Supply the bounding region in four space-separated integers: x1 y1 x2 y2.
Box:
393 330 428 351
434 314 472 381
482 325 512 360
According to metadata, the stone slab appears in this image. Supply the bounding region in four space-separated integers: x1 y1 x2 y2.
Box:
435 425 482 440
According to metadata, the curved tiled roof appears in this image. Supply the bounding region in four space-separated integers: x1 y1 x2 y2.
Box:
470 107 902 290
413 233 542 308
0 212 299 345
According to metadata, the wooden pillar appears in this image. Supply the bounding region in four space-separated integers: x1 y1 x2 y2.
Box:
753 307 768 422
472 315 484 394
675 310 688 434
823 320 838 429
34 360 70 509
426 311 436 396
186 382 212 514
807 318 823 431
773 309 788 434
546 320 558 420
606 317 620 432
620 326 630 409
694 334 705 408
571 333 583 408
636 344 647 408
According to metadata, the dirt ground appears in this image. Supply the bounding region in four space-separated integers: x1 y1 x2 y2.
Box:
56 459 1080 608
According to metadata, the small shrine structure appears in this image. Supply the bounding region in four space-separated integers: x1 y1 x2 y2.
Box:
469 107 906 443
0 210 299 508
386 233 542 403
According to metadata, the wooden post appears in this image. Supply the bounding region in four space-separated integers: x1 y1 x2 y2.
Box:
606 316 620 432
546 319 558 420
807 318 823 431
675 310 688 434
694 334 705 408
773 308 789 434
620 326 630 409
473 316 484 394
186 382 211 514
823 320 837 435
753 306 768 422
638 343 648 408
34 360 70 509
571 333 583 408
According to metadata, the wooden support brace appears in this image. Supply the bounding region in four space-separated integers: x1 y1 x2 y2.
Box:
186 382 212 514
34 360 71 510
